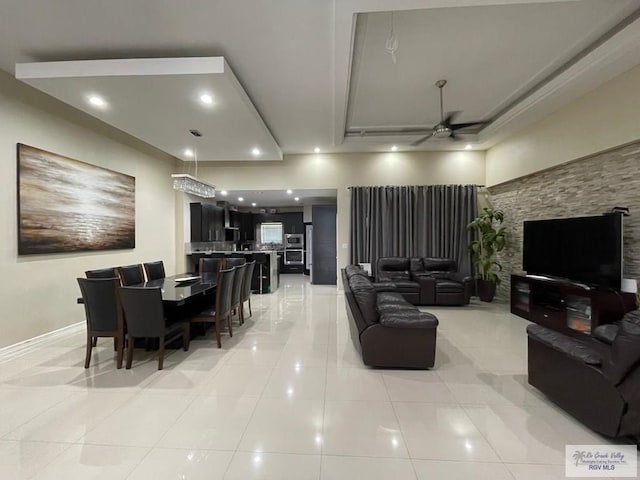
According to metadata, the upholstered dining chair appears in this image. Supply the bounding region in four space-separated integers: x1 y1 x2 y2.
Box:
143 260 165 281
199 257 225 275
77 277 124 369
85 267 119 279
118 287 189 370
225 257 246 268
118 264 145 286
189 267 236 348
240 261 256 320
230 263 248 325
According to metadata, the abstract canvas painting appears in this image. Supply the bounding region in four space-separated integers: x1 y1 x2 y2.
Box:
17 144 135 254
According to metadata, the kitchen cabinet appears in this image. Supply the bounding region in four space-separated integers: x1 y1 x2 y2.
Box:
190 202 224 242
239 212 255 241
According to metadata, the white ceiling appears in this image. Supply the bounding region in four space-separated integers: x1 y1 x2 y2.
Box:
2 0 640 158
220 189 337 208
16 57 282 161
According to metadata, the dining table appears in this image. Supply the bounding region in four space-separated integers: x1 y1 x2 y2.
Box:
137 273 217 306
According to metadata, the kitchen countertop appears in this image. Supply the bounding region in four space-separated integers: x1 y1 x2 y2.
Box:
187 250 281 255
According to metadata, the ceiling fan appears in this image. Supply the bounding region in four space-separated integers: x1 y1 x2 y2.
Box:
412 79 488 145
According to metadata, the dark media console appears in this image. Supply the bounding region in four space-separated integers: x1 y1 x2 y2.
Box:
510 274 636 336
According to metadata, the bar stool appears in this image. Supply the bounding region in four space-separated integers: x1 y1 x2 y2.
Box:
253 253 268 294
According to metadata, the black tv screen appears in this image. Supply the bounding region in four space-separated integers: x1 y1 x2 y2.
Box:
522 214 622 289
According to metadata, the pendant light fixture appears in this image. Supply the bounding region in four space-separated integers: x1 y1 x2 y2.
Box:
171 129 216 198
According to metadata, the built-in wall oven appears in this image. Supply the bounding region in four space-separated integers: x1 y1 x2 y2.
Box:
284 234 304 265
284 234 304 250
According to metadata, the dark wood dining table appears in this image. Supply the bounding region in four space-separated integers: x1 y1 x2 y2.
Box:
136 273 217 306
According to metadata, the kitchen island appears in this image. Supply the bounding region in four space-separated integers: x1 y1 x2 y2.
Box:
186 248 279 293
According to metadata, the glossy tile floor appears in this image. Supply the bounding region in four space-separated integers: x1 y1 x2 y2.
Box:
0 274 629 479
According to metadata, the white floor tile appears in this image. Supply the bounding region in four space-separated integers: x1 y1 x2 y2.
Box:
5 391 133 442
127 448 233 480
157 395 258 450
0 274 622 478
325 368 390 401
322 400 408 457
79 392 195 447
0 440 71 479
382 370 457 403
238 397 324 454
393 402 500 462
225 451 321 479
35 444 148 480
412 459 514 479
321 455 417 480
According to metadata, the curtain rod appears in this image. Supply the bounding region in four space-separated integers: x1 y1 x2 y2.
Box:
346 184 485 190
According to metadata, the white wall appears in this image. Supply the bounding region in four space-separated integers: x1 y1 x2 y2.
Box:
486 63 640 186
190 151 485 270
0 71 177 348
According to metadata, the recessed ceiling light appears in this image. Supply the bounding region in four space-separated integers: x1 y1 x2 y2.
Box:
183 148 194 158
251 202 257 207
286 189 293 195
238 197 244 202
220 190 228 196
251 147 261 156
314 147 321 153
200 94 213 105
391 145 398 152
465 144 472 150
294 197 300 202
88 95 106 108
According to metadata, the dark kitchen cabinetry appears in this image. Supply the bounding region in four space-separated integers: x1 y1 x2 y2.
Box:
190 202 224 242
239 212 255 241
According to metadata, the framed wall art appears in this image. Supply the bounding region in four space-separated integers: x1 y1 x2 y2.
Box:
17 143 135 254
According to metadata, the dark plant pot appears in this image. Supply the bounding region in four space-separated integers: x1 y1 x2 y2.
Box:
477 279 496 302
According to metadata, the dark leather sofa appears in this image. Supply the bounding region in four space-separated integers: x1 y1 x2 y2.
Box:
376 257 472 306
527 310 640 439
342 265 438 368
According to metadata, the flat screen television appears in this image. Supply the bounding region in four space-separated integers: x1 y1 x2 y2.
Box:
522 214 622 289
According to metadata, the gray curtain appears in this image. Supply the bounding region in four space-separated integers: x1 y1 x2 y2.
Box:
349 185 478 275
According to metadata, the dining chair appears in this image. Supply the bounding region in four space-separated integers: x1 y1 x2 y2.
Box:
199 257 225 275
85 267 119 279
118 287 189 370
189 267 236 348
118 264 145 286
225 257 246 268
143 260 165 281
241 261 256 319
230 263 248 325
77 277 124 369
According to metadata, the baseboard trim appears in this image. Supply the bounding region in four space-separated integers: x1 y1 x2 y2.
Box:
0 321 84 363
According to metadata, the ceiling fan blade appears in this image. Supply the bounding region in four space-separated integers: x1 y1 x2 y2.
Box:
450 121 490 131
443 111 461 125
411 133 433 146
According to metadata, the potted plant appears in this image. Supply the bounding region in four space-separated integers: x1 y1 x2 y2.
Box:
467 207 506 302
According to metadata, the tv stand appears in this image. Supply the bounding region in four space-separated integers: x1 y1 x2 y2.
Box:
511 274 635 335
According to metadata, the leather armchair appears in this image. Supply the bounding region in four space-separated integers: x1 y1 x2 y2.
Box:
527 310 640 438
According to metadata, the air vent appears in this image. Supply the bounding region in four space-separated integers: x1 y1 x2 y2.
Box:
269 208 277 214
189 129 203 137
259 208 267 213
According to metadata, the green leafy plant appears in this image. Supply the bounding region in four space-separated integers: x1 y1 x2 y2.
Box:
467 208 506 284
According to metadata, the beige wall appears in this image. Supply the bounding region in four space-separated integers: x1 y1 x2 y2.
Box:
486 63 640 186
0 71 176 348
191 151 485 270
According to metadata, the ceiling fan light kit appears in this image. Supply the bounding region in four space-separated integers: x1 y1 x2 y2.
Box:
411 79 488 146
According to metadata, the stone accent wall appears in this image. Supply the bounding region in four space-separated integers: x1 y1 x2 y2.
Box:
488 140 640 301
